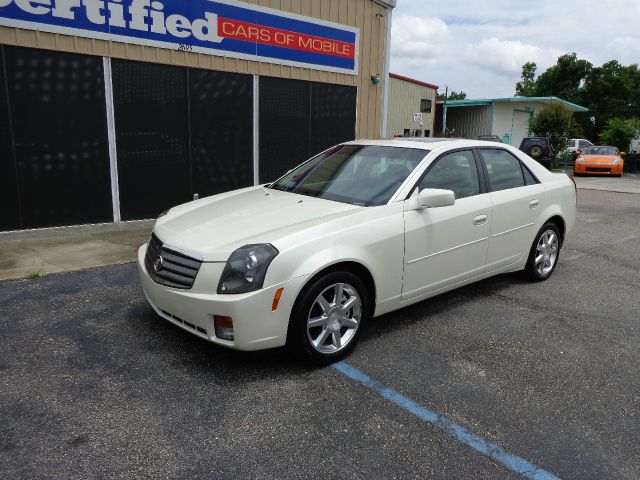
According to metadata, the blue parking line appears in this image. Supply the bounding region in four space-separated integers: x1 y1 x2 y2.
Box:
332 361 560 480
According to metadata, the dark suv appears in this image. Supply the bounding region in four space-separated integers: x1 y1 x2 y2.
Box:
519 137 554 169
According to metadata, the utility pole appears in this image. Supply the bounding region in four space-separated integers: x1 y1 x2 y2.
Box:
442 86 448 136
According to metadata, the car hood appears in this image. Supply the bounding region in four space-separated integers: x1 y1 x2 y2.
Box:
582 155 619 163
153 186 362 261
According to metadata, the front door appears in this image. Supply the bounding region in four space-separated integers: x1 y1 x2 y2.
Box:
402 150 491 301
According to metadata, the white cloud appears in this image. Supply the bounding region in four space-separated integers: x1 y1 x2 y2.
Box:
391 15 449 61
390 0 640 98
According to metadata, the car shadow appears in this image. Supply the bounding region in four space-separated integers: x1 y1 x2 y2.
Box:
360 272 527 343
133 272 528 375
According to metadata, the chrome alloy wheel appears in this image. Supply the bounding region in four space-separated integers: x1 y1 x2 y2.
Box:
307 283 362 354
535 229 559 276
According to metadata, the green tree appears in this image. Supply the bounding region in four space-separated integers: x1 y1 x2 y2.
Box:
581 61 640 137
437 90 467 101
515 62 537 97
529 104 581 154
515 54 640 141
531 53 592 104
599 117 640 152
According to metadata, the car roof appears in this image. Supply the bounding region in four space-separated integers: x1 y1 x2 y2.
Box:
345 137 534 152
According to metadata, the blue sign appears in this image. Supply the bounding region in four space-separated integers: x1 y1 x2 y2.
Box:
0 0 360 75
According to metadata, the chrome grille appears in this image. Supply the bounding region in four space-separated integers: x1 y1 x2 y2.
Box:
145 233 202 289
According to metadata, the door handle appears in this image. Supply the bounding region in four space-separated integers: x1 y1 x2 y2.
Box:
529 199 540 209
473 214 488 226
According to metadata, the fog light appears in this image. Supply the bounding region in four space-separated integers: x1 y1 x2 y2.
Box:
214 315 234 341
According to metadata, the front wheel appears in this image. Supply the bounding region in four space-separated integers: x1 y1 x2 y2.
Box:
287 271 370 365
523 223 561 281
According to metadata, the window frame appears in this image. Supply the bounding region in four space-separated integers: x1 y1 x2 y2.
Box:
420 98 432 113
475 147 540 192
407 147 487 199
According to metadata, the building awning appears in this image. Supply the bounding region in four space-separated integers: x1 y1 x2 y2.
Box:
438 96 588 112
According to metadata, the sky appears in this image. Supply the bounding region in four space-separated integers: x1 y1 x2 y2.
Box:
390 0 640 99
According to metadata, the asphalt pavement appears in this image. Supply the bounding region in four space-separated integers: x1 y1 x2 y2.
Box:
1 189 639 479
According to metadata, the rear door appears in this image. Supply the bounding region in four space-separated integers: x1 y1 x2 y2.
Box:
402 149 492 301
478 148 546 272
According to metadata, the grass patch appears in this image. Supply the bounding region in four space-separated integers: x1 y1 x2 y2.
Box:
26 260 43 280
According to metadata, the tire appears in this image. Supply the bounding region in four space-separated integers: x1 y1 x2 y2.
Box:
287 271 370 365
529 145 543 159
523 222 562 282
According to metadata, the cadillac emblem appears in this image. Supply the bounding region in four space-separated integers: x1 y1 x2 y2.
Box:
153 256 164 273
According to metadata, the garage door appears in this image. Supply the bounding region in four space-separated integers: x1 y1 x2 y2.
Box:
511 110 531 147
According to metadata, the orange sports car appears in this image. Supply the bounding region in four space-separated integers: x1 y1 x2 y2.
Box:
574 146 624 176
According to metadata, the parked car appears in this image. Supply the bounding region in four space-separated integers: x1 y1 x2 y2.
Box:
138 138 576 364
574 145 624 177
478 135 503 143
519 137 555 169
566 138 593 153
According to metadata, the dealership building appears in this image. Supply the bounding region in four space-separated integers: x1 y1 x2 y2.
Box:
0 0 395 231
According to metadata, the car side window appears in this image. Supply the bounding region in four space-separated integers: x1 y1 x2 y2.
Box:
522 166 538 185
480 149 526 191
417 150 480 200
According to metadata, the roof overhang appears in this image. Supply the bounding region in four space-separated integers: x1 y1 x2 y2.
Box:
389 73 438 90
438 96 588 112
373 0 397 8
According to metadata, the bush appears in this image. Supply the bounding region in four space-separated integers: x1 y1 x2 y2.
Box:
599 118 640 152
529 104 582 154
554 150 574 166
623 153 640 172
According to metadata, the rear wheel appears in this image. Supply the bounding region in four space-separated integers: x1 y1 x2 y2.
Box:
287 271 369 365
524 223 561 281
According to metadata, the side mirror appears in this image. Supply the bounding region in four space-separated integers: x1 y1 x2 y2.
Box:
576 150 581 155
417 189 455 208
620 152 626 156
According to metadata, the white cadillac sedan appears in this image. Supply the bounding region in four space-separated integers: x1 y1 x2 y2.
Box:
138 138 576 364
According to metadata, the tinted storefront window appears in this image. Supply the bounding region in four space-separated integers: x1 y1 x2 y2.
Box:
3 46 112 229
0 47 19 231
112 60 190 221
259 76 310 183
310 82 357 157
189 69 253 197
259 77 357 183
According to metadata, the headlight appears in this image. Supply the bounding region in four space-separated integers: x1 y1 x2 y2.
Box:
613 158 621 165
577 158 586 164
217 244 279 294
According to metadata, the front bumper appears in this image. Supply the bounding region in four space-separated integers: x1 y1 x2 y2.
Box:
574 163 623 175
137 245 309 351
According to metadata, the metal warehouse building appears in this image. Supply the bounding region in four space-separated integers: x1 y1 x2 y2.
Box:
0 0 395 231
438 97 588 147
386 72 437 138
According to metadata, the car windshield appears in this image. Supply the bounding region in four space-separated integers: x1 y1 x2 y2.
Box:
583 146 618 155
268 144 428 206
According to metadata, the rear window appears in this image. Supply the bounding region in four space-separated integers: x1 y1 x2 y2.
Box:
479 149 537 191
